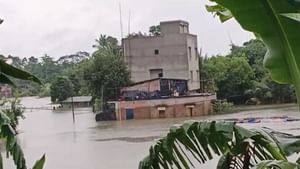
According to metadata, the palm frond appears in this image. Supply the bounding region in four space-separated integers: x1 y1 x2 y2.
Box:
139 121 300 169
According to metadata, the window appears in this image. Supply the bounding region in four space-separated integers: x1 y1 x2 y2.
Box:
196 70 200 81
158 72 163 78
159 110 166 118
150 69 163 79
154 49 159 55
188 47 192 59
190 71 193 81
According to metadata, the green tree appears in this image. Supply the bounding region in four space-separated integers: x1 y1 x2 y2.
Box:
149 25 161 36
81 35 130 100
92 34 120 56
202 56 254 101
50 76 73 102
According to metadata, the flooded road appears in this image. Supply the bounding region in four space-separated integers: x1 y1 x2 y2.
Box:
4 97 300 169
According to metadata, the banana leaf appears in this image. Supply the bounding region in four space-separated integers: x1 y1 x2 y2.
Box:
0 56 41 85
206 0 300 105
139 121 300 169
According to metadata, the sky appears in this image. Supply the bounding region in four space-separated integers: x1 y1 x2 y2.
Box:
0 0 254 59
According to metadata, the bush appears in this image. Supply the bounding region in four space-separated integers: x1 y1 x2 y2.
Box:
212 100 234 114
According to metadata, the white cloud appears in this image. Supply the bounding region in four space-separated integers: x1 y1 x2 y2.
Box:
0 0 254 58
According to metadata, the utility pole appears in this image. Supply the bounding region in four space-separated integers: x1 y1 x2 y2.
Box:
71 96 75 123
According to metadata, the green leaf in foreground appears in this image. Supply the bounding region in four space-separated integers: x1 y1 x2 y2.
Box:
32 154 46 169
139 121 300 169
206 0 300 106
0 56 42 85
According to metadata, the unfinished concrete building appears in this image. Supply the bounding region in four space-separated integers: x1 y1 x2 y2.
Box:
122 20 200 90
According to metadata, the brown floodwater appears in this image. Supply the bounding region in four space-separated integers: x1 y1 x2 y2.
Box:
3 97 300 169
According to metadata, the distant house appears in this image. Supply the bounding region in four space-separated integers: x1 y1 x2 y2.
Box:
60 96 92 108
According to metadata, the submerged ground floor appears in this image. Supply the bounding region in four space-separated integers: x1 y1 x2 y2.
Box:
108 94 216 120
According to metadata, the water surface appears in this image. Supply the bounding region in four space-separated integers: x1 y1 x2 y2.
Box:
4 97 300 169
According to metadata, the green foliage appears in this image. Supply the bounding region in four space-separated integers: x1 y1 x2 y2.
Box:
50 76 73 103
202 55 254 100
254 160 300 169
0 18 44 169
149 25 161 36
201 39 296 104
38 83 51 97
94 98 102 112
1 98 25 130
0 56 41 86
212 100 234 114
139 121 300 169
92 34 120 56
32 154 46 169
82 35 130 99
206 0 300 106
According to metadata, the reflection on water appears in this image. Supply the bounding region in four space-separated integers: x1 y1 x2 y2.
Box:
3 97 300 169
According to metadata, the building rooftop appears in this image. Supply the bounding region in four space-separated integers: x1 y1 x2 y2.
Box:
61 96 92 103
160 20 189 25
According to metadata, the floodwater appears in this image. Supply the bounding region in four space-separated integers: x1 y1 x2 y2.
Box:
4 97 300 169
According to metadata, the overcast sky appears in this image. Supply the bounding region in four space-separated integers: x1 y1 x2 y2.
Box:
0 0 254 59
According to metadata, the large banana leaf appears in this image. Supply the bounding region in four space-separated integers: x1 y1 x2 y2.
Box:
139 121 300 169
0 56 41 85
206 0 300 104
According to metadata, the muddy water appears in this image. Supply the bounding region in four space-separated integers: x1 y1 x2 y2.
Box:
4 97 300 169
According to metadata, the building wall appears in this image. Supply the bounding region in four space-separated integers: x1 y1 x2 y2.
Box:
117 94 216 120
122 20 200 90
186 34 200 90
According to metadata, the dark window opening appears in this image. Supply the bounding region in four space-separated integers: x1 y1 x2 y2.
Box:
154 49 159 55
158 72 163 78
159 110 166 118
189 108 193 117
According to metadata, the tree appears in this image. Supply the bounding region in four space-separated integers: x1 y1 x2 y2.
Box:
92 34 120 56
202 56 254 102
81 35 130 100
50 76 73 102
149 25 161 36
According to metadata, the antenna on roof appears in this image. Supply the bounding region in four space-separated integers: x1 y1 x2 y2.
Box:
227 31 234 46
128 10 131 36
119 2 124 39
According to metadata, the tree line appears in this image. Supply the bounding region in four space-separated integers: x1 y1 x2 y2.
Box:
201 39 296 104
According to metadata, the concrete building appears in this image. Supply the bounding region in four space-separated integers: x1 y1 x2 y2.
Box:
112 94 215 120
122 20 200 90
